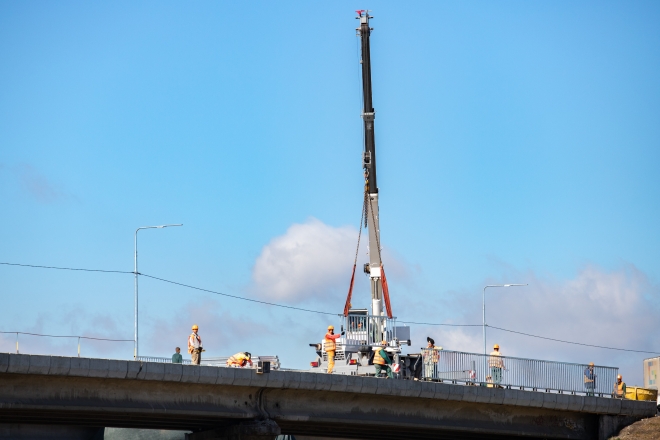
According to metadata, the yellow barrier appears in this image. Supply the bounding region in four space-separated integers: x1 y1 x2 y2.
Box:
624 386 658 401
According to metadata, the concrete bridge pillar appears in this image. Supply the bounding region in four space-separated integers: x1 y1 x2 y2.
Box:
0 424 103 440
185 420 280 440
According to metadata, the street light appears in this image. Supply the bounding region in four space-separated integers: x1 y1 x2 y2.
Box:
483 284 527 356
134 224 182 359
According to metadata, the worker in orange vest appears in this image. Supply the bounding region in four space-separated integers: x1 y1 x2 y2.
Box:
373 340 394 378
613 374 626 398
226 352 253 368
188 324 203 365
324 325 343 374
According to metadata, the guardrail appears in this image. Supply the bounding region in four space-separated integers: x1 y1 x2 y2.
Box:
1 331 133 358
138 355 280 370
340 314 398 348
420 349 619 397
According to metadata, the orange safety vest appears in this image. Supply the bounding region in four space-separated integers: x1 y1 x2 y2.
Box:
374 348 387 366
227 353 250 367
615 382 625 397
324 332 338 352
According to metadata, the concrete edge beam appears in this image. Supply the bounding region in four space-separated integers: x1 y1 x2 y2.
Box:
197 366 220 385
107 360 128 379
162 363 183 382
542 393 557 410
28 355 51 375
296 372 318 391
48 356 71 376
88 358 110 378
7 354 30 374
180 364 200 383
0 353 8 373
232 368 253 387
216 367 235 386
329 374 348 393
69 357 90 377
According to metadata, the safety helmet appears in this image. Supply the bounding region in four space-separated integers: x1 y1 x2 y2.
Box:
191 324 199 330
245 352 251 359
493 344 499 349
589 362 595 366
617 374 622 380
327 325 334 330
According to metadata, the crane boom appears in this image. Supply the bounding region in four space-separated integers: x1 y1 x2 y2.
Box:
357 11 384 318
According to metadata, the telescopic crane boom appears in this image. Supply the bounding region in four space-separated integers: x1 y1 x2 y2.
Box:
356 10 390 319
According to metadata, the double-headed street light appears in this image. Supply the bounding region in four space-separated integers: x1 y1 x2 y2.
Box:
483 284 527 356
134 224 183 359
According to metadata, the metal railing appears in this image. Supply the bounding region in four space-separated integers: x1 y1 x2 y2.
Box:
420 349 619 397
339 314 398 349
138 355 280 370
1 331 133 358
137 356 192 365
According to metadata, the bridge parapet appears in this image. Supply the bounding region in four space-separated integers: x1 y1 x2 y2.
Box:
0 353 656 439
0 352 653 418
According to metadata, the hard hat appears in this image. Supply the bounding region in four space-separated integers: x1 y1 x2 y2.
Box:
328 325 334 330
493 344 499 349
589 362 595 366
617 374 622 379
191 324 199 330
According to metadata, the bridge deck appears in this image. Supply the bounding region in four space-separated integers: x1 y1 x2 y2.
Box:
0 353 655 440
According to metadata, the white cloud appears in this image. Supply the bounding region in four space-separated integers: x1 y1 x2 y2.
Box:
250 218 361 304
409 264 659 385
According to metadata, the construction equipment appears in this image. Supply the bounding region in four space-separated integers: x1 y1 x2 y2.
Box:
309 10 411 376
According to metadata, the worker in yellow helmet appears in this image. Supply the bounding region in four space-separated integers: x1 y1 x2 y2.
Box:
226 352 253 368
373 340 394 379
324 325 343 374
613 374 626 399
488 344 505 387
188 324 203 365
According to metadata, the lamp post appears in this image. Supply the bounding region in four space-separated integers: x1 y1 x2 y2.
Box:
134 224 182 359
482 284 527 356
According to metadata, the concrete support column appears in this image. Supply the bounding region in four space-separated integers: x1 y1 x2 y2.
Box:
0 424 104 440
186 420 280 440
598 414 640 440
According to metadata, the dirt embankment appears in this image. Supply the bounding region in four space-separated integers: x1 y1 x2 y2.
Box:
610 416 660 439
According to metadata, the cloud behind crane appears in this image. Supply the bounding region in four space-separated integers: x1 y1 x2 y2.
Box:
250 218 362 304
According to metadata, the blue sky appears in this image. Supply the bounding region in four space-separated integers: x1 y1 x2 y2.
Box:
1 1 659 384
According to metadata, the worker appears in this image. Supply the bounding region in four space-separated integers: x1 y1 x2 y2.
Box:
373 340 394 379
422 337 443 380
172 347 183 364
226 352 253 368
613 374 626 399
324 325 343 373
188 324 203 365
584 362 596 396
489 344 505 387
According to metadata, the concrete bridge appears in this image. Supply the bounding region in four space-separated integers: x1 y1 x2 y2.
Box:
0 353 655 440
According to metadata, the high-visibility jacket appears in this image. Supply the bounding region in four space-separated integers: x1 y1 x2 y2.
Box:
614 382 626 397
227 353 253 367
324 332 340 352
489 351 504 368
188 333 202 354
374 348 390 366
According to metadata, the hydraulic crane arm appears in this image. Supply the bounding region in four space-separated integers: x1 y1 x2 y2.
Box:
357 10 390 318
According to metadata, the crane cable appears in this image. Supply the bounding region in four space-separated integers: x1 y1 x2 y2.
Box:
343 184 369 316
